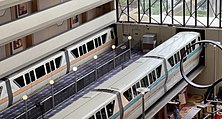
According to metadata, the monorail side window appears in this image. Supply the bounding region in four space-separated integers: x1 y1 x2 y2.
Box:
35 65 46 79
191 40 196 50
25 73 31 85
152 71 156 82
14 76 25 87
136 82 140 88
30 71 35 82
188 43 192 52
88 115 95 119
140 78 145 87
83 44 87 54
186 45 190 55
180 47 186 57
177 52 180 61
98 37 102 46
141 76 149 87
79 46 83 56
174 52 180 64
95 38 99 48
102 33 107 44
132 85 137 96
101 108 107 119
87 40 94 52
180 47 187 62
174 54 178 64
106 100 115 117
55 56 62 68
149 73 154 84
168 56 174 67
0 87 2 98
71 48 79 58
96 111 102 119
46 63 51 73
110 30 115 39
156 65 162 78
50 60 55 71
123 88 133 101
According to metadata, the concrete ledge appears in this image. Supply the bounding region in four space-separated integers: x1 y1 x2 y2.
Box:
0 0 113 45
0 10 116 79
0 0 31 11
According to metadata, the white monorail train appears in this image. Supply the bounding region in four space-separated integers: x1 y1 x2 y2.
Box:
51 31 203 119
0 27 115 111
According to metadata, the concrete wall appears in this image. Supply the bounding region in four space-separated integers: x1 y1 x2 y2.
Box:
33 21 68 45
0 46 6 61
192 29 222 95
0 8 12 25
116 23 222 95
86 8 98 21
37 0 61 10
116 23 176 48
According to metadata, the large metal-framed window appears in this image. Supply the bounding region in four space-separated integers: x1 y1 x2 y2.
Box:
116 0 222 28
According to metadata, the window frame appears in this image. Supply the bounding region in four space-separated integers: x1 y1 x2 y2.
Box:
149 73 154 84
110 30 115 40
191 39 196 50
30 70 36 82
55 56 62 69
101 33 107 44
0 86 2 98
14 75 25 88
97 37 102 46
79 46 84 56
50 60 55 71
96 110 102 119
82 44 87 54
156 65 162 78
168 56 175 67
45 62 51 73
152 70 157 82
88 115 95 119
106 100 115 118
123 88 133 101
132 84 137 97
24 73 31 85
87 40 95 52
101 108 107 119
94 38 99 48
35 65 46 79
71 48 80 58
140 76 149 87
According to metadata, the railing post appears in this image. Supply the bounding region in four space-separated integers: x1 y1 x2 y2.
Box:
94 55 98 80
49 80 55 108
112 45 116 69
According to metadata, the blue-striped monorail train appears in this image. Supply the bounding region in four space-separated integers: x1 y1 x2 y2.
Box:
0 27 115 111
50 31 203 119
